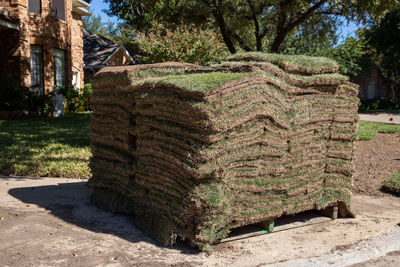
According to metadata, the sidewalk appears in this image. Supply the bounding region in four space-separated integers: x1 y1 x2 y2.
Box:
359 113 400 124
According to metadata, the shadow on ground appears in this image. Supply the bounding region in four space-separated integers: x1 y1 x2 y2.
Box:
7 177 340 255
7 181 198 255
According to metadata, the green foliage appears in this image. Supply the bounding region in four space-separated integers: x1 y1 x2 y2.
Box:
366 9 400 84
136 23 227 65
104 0 400 53
357 120 400 141
0 74 28 111
0 74 54 113
359 99 400 113
82 11 137 54
0 113 91 178
384 170 400 194
82 11 122 38
56 84 92 112
330 35 368 78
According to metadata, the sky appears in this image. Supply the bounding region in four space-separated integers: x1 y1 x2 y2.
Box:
89 0 360 44
90 0 119 24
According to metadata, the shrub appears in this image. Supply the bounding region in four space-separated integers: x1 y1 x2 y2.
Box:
359 98 400 112
0 74 53 114
136 23 227 65
56 84 92 112
0 74 29 111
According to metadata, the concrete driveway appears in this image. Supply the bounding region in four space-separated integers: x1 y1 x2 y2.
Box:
359 113 400 124
1 176 400 266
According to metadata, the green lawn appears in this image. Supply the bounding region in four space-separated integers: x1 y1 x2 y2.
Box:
356 120 400 141
0 113 91 178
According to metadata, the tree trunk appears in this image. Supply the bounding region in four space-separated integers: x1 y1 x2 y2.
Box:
212 9 236 54
247 0 262 51
270 33 286 53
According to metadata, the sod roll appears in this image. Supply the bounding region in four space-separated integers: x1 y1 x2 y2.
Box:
89 55 359 251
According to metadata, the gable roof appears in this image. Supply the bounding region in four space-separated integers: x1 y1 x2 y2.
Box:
83 28 134 68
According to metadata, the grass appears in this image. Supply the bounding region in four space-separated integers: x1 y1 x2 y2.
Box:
356 120 400 141
227 52 339 73
384 170 400 194
0 113 91 178
140 72 255 93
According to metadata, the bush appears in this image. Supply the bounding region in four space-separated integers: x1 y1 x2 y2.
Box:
136 23 227 65
359 98 400 112
0 74 29 111
56 84 92 112
0 74 53 114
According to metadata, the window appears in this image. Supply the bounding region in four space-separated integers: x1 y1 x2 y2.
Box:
30 45 44 95
54 49 66 89
51 0 65 20
367 82 376 100
29 0 41 13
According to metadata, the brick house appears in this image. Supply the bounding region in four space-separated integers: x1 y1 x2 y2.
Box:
0 0 90 96
354 64 400 101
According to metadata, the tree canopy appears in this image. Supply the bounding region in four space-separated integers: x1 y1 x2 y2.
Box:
366 9 400 85
103 0 400 53
82 12 137 53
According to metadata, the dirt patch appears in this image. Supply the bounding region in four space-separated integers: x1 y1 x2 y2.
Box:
353 133 400 196
1 177 400 266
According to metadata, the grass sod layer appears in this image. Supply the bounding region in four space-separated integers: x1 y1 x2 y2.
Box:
383 170 400 194
89 54 359 251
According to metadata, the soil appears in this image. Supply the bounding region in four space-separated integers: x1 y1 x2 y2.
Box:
353 133 400 196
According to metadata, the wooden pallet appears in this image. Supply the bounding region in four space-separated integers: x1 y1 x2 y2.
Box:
220 205 338 243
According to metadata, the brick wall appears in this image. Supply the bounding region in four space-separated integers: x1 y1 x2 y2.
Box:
0 0 85 93
354 65 399 100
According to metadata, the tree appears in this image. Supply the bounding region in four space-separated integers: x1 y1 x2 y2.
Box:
366 9 400 85
103 0 400 54
82 12 117 38
82 12 137 53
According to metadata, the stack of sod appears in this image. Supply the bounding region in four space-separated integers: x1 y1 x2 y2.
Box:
89 53 359 251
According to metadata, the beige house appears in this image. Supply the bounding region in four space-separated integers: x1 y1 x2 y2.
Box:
0 0 90 95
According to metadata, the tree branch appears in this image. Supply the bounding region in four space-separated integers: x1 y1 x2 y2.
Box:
271 0 328 53
228 29 253 51
287 0 328 30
